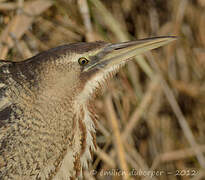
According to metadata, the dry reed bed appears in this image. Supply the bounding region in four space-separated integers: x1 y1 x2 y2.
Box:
0 0 205 179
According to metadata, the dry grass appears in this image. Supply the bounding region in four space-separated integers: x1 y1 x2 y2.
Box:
1 0 205 179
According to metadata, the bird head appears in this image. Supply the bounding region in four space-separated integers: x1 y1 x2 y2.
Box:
14 36 175 104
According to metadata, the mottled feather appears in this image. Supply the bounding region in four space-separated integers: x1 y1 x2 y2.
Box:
0 42 103 179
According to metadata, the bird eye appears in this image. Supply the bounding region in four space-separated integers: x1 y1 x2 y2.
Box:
78 57 89 66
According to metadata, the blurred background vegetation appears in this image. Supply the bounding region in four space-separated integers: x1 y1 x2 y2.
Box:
0 0 205 179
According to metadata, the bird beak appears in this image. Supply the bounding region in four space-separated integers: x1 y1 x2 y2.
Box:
85 36 176 72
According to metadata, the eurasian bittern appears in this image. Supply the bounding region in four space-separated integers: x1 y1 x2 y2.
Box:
0 36 175 179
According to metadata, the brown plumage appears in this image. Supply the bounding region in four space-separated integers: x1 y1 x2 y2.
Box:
0 37 176 179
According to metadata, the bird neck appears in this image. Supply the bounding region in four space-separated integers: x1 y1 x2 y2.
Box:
6 80 97 178
33 85 97 178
